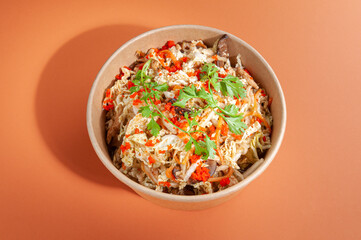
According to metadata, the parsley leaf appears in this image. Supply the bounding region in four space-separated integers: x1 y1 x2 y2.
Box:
204 135 217 159
196 88 218 108
173 85 197 108
222 104 240 116
220 75 246 99
153 83 169 92
217 104 247 135
185 138 193 151
190 109 202 118
198 63 246 99
139 106 152 118
217 112 247 135
147 118 161 137
193 140 207 156
129 86 140 93
184 112 199 130
200 63 218 80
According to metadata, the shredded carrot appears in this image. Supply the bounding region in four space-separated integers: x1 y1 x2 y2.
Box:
242 89 272 132
165 165 178 182
221 123 229 136
156 139 160 143
167 144 173 150
158 50 178 65
208 167 234 182
216 148 224 165
125 134 130 138
134 128 140 134
215 117 224 147
209 125 216 133
157 57 168 69
173 154 180 164
171 85 183 92
165 166 174 179
159 150 166 154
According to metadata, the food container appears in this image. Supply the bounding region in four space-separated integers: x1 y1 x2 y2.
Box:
87 25 286 210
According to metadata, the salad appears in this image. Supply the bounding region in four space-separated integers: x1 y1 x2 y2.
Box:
102 35 272 195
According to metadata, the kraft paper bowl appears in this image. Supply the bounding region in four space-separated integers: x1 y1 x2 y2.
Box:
87 25 286 210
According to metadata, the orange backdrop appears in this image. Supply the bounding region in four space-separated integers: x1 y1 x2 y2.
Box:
1 0 360 239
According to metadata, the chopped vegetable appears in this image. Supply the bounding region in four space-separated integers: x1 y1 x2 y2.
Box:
120 142 131 153
158 181 171 187
191 165 210 182
148 156 155 164
219 177 230 186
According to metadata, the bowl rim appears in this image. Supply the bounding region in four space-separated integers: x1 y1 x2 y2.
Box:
87 24 287 202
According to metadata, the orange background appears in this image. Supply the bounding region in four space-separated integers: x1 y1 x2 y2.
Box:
1 0 360 239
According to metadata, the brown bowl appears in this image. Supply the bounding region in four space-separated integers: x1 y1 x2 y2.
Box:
87 25 286 210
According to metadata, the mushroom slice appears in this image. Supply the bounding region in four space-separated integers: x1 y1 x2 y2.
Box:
172 165 181 179
183 185 195 195
106 108 123 144
168 98 191 116
213 34 229 67
206 159 217 176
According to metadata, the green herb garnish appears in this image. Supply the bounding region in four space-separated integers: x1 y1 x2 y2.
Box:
130 60 247 160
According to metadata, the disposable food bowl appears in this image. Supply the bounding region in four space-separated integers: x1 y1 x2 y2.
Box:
87 25 286 210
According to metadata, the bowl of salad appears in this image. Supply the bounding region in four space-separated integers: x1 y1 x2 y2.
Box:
87 25 286 210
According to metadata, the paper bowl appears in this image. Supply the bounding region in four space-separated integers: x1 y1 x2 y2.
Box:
87 25 286 210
